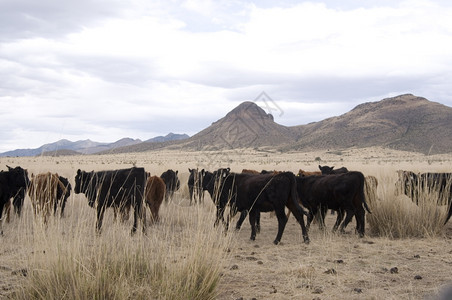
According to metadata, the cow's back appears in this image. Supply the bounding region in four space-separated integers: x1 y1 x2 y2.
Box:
96 167 146 206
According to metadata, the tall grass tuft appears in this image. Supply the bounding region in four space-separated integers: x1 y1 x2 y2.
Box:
367 175 447 238
11 193 232 300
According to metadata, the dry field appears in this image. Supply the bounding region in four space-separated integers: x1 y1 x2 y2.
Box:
1 147 451 299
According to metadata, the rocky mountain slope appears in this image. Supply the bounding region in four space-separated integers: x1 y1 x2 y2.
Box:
288 94 452 154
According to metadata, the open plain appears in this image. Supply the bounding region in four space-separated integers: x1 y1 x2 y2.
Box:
1 147 451 299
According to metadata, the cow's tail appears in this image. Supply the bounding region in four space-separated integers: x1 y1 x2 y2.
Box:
289 172 308 216
360 173 372 214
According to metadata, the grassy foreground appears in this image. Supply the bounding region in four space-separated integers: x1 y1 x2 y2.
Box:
9 196 233 300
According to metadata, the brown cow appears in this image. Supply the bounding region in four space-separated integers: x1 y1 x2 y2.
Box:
28 172 67 225
145 176 166 223
298 169 321 176
241 169 260 174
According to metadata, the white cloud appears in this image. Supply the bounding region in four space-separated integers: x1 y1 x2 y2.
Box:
1 0 452 153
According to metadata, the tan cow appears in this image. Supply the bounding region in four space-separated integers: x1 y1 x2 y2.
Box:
28 172 67 225
364 175 379 205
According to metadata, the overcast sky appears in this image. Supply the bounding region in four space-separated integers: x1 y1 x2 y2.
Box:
1 0 451 153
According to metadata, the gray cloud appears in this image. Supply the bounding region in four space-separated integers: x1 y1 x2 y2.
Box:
1 0 452 153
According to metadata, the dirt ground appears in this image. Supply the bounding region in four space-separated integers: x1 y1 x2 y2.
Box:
1 148 451 299
216 213 452 300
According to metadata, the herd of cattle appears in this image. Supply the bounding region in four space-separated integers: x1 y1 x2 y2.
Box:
0 164 451 244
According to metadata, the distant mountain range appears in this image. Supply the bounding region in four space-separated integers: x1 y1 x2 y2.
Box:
2 94 451 156
0 133 189 157
105 94 452 155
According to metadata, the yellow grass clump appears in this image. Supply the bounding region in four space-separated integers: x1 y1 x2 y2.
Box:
10 195 233 300
366 174 448 239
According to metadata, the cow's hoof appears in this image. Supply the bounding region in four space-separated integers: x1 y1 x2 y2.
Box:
303 237 310 244
250 236 256 241
273 240 280 245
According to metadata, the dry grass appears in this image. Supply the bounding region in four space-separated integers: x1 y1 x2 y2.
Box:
2 191 232 300
1 147 452 299
367 171 448 239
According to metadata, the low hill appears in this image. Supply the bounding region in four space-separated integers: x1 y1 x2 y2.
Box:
289 94 452 154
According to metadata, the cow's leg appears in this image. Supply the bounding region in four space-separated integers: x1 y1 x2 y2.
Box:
318 205 328 230
235 210 247 230
248 210 258 240
13 193 23 217
306 207 317 231
339 209 355 233
273 207 288 245
256 211 261 234
189 186 194 205
60 198 67 218
225 205 236 232
332 208 345 232
0 200 5 235
286 202 310 244
214 206 224 227
200 190 205 204
354 207 366 237
96 205 106 234
4 200 11 223
131 196 146 235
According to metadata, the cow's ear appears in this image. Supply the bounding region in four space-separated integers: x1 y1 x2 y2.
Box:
175 170 178 175
77 169 81 176
227 167 230 172
188 168 192 172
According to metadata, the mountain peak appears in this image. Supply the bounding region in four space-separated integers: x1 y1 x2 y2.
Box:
225 101 274 122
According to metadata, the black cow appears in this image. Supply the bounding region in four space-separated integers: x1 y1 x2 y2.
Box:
206 168 309 244
319 165 349 175
202 169 260 233
188 168 205 205
296 171 371 237
55 176 71 217
74 167 146 234
398 170 452 224
0 166 29 234
160 169 180 202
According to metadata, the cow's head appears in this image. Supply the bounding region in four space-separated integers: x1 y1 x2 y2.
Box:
6 165 30 191
74 169 90 194
318 165 334 174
